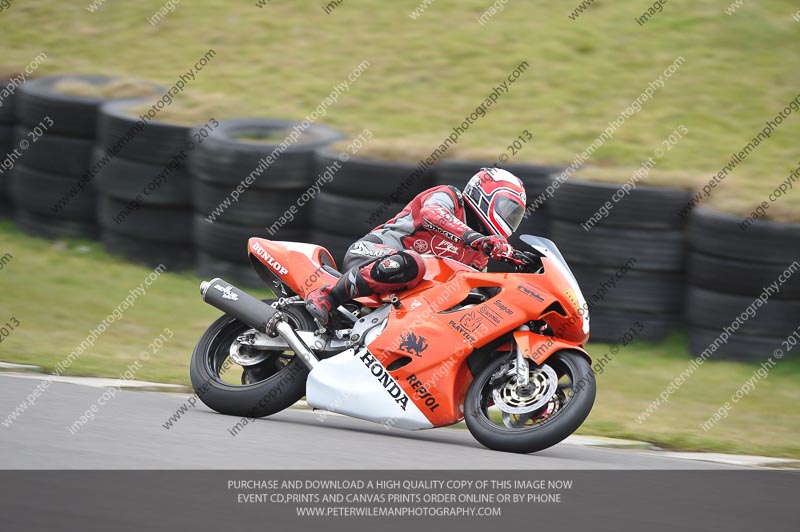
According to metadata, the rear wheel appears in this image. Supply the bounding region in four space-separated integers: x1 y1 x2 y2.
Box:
464 350 595 453
189 300 314 418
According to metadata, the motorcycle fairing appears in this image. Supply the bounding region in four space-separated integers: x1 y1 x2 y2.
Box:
364 264 589 428
305 346 434 430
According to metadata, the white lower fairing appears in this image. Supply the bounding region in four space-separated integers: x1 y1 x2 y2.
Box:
306 348 433 430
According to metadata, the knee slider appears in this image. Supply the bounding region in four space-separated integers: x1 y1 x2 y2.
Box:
371 251 424 284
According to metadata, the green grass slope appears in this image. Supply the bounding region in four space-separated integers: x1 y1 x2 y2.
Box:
1 0 798 218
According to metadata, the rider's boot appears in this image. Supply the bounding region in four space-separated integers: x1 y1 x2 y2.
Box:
305 269 374 325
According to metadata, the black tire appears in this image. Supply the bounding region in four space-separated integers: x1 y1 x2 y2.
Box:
98 195 192 242
17 75 161 138
0 79 17 124
688 252 800 300
464 350 595 454
189 306 312 418
1 125 14 205
310 191 404 237
13 208 97 239
688 207 800 265
193 215 306 263
101 230 194 270
513 209 548 241
549 179 691 229
14 126 94 176
314 150 432 202
93 150 191 205
549 219 686 271
588 310 681 343
0 126 10 201
192 180 308 226
308 229 354 268
0 124 13 146
572 265 685 313
188 119 343 189
686 287 800 338
10 165 96 221
97 100 192 166
195 252 264 288
688 327 790 362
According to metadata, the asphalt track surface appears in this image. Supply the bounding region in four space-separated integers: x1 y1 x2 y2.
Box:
0 374 743 470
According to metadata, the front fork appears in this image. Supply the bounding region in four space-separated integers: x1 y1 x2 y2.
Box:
514 325 531 388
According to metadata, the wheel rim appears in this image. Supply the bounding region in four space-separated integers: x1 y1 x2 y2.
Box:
477 354 579 431
204 314 302 388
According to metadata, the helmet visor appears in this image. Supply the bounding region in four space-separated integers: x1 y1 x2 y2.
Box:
494 195 525 233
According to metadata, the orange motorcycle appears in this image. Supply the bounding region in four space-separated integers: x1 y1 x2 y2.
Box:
191 234 595 453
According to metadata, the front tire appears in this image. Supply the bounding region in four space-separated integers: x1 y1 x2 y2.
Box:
464 350 595 454
189 301 314 418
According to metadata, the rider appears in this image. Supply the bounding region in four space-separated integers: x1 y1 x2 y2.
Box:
305 167 528 325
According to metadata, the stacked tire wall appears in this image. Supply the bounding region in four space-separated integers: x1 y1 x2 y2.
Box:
309 151 430 266
95 100 193 270
189 119 343 286
0 75 16 217
11 75 159 239
686 208 800 361
549 180 691 343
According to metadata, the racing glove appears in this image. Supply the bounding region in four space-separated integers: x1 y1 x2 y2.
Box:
463 231 515 261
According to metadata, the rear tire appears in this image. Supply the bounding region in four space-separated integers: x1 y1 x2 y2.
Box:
464 350 595 454
189 301 313 418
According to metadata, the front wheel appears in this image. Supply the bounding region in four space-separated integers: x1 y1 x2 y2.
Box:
464 350 595 454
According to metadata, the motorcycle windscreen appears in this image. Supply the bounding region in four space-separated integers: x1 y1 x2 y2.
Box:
520 234 590 335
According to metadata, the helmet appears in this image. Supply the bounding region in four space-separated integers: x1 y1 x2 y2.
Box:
463 167 527 238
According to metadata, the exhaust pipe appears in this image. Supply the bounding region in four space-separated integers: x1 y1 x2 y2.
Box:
200 278 319 369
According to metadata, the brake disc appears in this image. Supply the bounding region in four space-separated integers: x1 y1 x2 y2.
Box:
492 364 558 415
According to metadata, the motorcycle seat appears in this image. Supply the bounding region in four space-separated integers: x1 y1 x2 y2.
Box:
321 264 342 279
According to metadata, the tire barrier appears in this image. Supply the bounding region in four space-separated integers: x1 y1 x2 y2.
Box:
14 126 94 176
98 194 194 270
101 231 194 272
10 165 97 221
188 118 344 189
193 215 306 286
0 124 13 217
1 76 18 217
686 207 800 361
93 149 192 206
98 100 191 166
13 75 161 235
188 119 343 279
314 150 433 203
688 207 800 266
12 208 97 240
95 101 194 269
195 252 263 289
17 75 161 138
0 75 19 125
549 179 692 342
192 180 308 227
